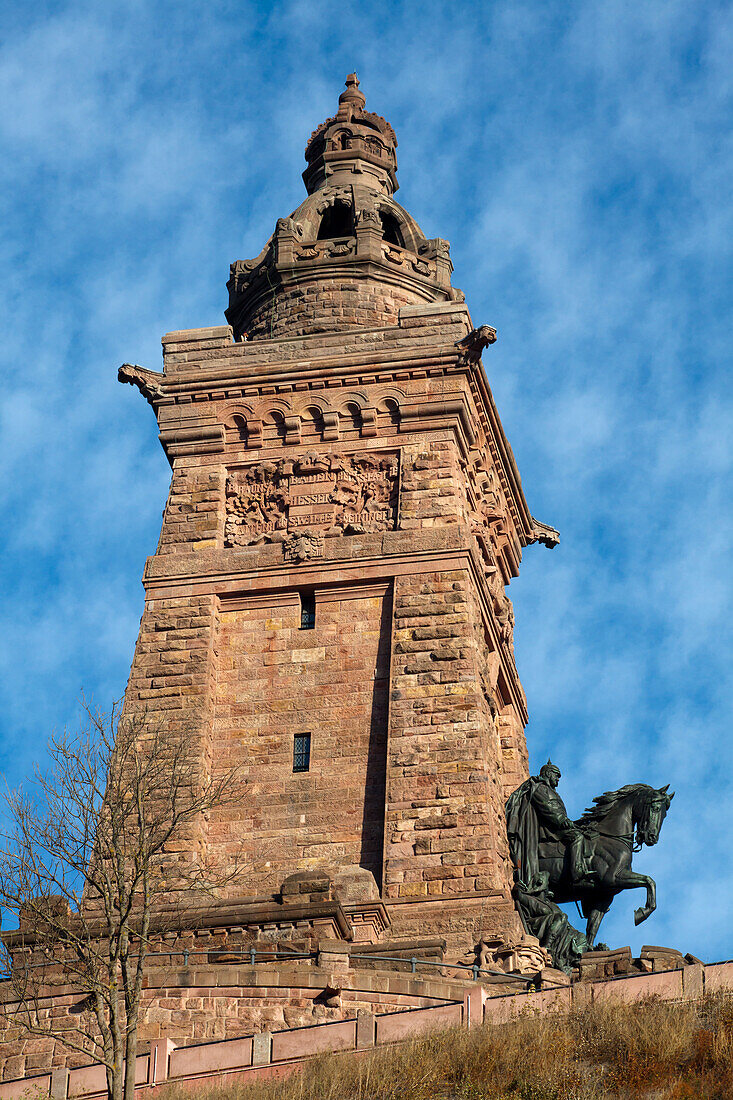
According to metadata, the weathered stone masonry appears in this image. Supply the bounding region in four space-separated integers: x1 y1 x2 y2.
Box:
121 301 555 942
117 72 560 975
0 75 561 1075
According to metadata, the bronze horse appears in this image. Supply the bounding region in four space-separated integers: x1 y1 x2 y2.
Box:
537 783 674 947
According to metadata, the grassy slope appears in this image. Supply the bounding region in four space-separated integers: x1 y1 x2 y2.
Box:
158 993 733 1100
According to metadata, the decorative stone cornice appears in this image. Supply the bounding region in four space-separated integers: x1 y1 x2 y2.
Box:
158 423 224 460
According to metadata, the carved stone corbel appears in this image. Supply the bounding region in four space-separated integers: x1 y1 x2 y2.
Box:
246 419 263 448
283 415 302 446
118 363 165 408
528 517 560 549
322 411 340 442
360 407 378 437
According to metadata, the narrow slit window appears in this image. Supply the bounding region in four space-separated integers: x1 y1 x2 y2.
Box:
293 733 311 773
300 591 316 629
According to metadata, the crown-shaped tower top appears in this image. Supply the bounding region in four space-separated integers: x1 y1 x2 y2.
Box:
303 73 399 195
226 75 460 341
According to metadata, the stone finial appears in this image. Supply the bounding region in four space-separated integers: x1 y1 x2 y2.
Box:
339 73 366 111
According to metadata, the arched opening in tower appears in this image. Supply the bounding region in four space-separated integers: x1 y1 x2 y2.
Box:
379 210 404 247
317 203 355 240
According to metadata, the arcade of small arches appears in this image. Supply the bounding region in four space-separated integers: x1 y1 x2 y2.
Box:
328 127 388 158
222 394 402 448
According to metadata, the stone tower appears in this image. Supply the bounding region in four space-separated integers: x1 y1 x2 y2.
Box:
119 74 558 963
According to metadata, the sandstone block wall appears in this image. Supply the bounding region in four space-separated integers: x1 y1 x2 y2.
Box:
211 583 391 890
124 594 219 732
242 272 430 341
386 568 503 900
112 303 549 963
0 962 459 1078
158 467 225 555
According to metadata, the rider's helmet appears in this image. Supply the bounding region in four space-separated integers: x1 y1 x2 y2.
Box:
539 760 561 782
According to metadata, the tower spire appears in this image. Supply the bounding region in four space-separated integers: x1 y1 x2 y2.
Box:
226 75 459 342
338 72 366 112
334 72 363 112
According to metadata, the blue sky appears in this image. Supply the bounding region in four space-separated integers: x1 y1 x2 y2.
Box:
1 0 731 960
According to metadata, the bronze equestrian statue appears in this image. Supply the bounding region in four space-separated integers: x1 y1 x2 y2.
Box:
505 762 673 971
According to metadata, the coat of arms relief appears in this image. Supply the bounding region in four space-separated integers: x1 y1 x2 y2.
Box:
224 451 399 556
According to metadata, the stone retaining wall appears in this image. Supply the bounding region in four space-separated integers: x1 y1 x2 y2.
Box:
2 961 730 1099
0 959 474 1080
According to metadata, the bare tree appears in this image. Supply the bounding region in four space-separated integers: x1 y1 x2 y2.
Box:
0 700 245 1100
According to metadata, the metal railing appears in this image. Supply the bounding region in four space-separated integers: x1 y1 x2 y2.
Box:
350 952 537 986
10 946 560 989
137 946 540 987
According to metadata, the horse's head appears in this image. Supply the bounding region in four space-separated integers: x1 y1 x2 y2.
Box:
635 784 674 846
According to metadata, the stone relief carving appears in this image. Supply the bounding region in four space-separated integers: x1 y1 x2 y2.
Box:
469 449 559 555
420 238 451 260
225 451 399 548
383 245 404 264
494 588 515 651
229 251 270 295
470 466 508 542
283 533 324 562
318 185 353 207
458 935 549 977
276 217 303 236
484 562 515 652
356 206 380 228
480 662 499 720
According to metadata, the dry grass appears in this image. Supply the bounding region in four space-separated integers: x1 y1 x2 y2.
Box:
158 993 733 1100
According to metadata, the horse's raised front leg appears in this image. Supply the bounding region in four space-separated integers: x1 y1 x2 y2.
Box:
614 869 656 925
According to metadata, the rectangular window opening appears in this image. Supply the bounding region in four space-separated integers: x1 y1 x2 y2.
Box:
299 590 316 630
293 733 311 773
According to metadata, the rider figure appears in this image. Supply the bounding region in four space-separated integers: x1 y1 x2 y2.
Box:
534 762 597 888
505 761 597 893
